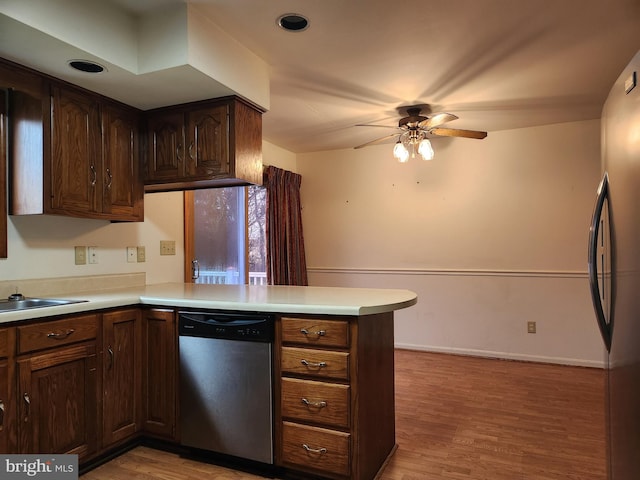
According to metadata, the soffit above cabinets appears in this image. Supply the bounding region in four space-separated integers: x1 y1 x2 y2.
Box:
0 1 269 112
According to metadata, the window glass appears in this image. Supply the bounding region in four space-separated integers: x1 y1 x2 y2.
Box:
191 186 266 285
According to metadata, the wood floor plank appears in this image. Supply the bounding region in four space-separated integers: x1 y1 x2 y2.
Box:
82 349 606 480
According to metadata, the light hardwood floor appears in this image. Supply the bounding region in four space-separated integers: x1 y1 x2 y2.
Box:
82 349 606 480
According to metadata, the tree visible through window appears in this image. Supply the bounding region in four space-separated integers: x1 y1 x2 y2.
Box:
184 186 267 285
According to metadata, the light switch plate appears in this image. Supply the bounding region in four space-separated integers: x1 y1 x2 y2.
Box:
160 240 176 256
126 246 137 263
74 246 86 265
137 246 146 263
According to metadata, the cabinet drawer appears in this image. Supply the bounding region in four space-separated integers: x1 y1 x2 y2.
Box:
282 347 349 381
282 378 350 429
0 328 9 358
282 421 350 477
281 317 349 348
18 314 98 354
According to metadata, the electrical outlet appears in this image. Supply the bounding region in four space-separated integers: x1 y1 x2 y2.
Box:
74 246 87 265
126 246 137 263
527 321 537 334
160 240 176 256
137 246 146 263
88 246 98 264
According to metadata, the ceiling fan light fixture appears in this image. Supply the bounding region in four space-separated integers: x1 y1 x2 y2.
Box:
393 140 409 163
418 138 434 160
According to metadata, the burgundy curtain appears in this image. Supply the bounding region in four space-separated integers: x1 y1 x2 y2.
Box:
263 166 308 285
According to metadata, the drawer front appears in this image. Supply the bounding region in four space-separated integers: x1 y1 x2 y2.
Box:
282 378 350 429
281 317 349 348
281 347 349 381
18 314 98 354
0 328 9 358
282 421 350 477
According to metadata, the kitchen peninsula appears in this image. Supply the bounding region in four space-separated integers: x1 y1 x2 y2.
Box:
0 282 417 480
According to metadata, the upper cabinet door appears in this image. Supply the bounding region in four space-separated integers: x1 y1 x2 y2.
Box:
0 89 6 259
50 85 101 215
186 104 229 178
102 102 143 221
146 111 185 182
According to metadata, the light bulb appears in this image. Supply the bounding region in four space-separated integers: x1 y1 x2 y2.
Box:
393 141 409 163
418 138 434 160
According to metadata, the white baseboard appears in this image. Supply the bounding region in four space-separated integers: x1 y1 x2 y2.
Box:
395 343 606 369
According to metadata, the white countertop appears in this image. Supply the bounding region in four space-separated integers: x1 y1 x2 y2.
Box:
0 283 418 324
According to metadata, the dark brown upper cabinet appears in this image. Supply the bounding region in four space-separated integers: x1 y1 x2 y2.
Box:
143 96 263 192
13 82 144 222
0 89 7 259
1 59 48 256
3 56 143 222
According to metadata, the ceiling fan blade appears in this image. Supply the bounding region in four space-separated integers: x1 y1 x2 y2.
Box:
354 133 398 149
419 112 458 129
355 124 399 129
429 127 487 139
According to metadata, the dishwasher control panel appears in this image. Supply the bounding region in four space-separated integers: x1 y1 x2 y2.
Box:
178 311 274 342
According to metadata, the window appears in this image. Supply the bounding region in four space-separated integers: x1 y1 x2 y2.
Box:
184 186 267 285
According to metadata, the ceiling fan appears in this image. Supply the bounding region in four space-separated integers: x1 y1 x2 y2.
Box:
354 105 487 162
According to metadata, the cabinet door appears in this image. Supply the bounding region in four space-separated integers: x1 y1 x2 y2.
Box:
102 103 143 221
185 105 229 178
0 328 15 454
17 343 98 462
50 85 101 215
142 309 176 439
103 309 141 447
0 89 6 259
146 111 185 182
0 362 8 453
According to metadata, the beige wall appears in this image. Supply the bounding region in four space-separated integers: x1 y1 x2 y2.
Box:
1 191 185 286
298 119 606 366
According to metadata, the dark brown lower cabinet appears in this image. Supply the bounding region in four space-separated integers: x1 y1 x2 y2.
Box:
102 308 141 448
17 342 98 461
142 308 177 440
0 327 15 453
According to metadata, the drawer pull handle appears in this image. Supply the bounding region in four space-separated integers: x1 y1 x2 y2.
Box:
23 393 30 423
302 444 327 455
301 398 327 409
300 328 326 338
47 329 75 340
0 399 4 431
301 359 327 369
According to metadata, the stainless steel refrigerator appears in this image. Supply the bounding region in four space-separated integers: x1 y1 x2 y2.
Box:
589 49 640 480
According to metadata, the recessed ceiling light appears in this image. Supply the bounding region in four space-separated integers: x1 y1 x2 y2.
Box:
68 60 106 73
277 13 309 32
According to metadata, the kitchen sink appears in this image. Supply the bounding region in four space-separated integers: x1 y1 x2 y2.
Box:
0 297 88 313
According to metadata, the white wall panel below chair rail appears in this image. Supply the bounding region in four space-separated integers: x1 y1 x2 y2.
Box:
308 267 606 368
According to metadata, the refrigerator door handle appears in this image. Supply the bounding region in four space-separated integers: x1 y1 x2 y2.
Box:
588 172 612 351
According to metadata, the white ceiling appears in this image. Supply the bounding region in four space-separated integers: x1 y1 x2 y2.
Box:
3 0 640 154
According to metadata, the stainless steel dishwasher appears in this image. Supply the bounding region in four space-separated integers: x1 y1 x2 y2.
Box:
178 310 274 465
